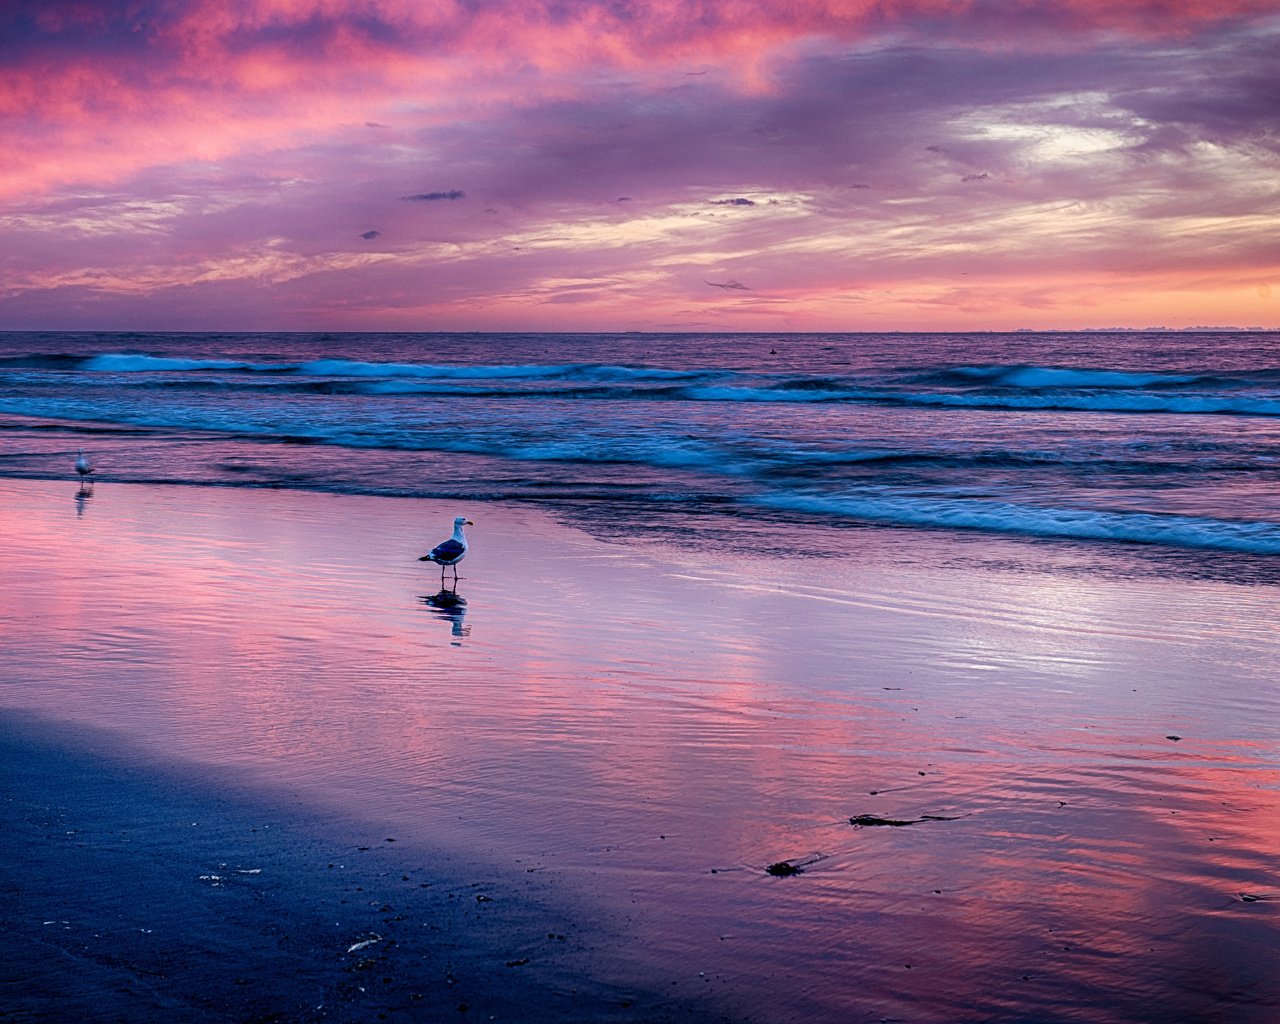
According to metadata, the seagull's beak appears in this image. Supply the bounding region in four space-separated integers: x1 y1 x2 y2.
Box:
417 555 431 561
465 520 473 525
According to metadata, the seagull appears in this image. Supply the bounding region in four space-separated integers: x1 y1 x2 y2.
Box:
74 448 94 479
419 516 472 584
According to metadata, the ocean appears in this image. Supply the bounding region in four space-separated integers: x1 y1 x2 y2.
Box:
5 329 1280 557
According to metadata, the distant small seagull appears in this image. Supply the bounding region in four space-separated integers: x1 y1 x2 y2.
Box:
74 448 94 479
705 279 749 290
419 516 472 584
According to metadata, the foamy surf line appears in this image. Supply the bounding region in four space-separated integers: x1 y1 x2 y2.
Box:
757 492 1280 555
55 355 1280 417
684 385 1280 416
883 390 1280 417
78 353 709 382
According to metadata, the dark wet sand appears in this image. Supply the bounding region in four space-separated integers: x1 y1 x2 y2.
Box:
0 711 736 1024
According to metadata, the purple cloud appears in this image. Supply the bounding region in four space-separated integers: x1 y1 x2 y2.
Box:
400 191 466 202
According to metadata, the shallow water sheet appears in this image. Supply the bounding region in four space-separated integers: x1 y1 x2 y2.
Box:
2 477 1279 1023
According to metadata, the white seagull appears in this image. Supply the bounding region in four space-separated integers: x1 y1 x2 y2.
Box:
419 516 472 584
74 448 94 479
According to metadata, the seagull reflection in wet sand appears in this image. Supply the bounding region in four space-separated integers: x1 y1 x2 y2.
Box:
420 589 470 638
74 481 93 517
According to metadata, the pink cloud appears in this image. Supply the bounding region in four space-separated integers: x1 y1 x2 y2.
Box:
3 0 1274 196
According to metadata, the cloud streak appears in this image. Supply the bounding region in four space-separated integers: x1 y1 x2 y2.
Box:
401 191 467 202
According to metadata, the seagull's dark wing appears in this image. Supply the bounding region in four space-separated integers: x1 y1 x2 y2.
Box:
429 538 466 562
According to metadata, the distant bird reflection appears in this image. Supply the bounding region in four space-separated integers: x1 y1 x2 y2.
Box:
419 588 470 638
74 481 94 517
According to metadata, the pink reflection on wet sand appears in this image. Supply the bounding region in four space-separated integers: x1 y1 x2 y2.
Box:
2 478 1278 1022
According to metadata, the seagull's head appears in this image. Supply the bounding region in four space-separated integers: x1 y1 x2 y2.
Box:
455 516 473 527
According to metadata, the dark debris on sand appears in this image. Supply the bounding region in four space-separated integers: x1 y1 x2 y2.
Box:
849 814 961 828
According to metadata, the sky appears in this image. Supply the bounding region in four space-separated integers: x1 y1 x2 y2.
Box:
1 0 1278 333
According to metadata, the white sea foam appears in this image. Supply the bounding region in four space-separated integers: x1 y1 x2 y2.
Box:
892 390 1280 417
946 365 1201 388
299 360 702 381
82 354 276 372
79 353 705 383
757 491 1280 555
681 382 1280 417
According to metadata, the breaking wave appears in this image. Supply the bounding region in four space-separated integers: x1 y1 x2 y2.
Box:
918 365 1207 388
881 390 1280 417
757 491 1280 555
46 355 1280 418
82 354 277 373
77 353 708 383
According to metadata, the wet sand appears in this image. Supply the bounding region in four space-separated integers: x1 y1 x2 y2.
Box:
0 712 735 1023
3 477 1280 1022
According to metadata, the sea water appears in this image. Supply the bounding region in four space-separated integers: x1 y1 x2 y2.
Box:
5 330 1280 552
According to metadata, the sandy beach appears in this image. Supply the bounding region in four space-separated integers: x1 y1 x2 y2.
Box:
3 476 1280 1022
1 711 740 1024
